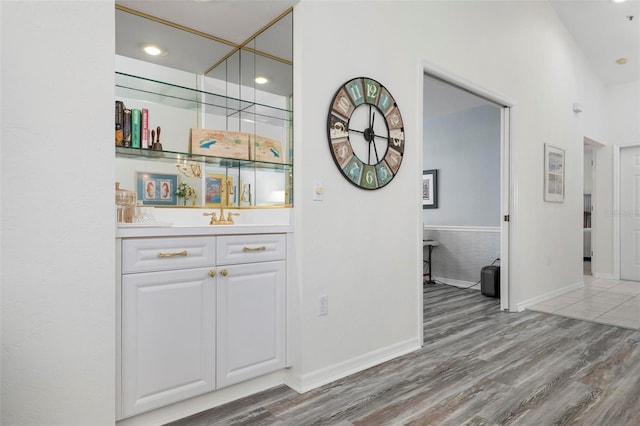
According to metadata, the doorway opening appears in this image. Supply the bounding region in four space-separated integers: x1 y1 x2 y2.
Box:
421 68 512 312
583 142 594 276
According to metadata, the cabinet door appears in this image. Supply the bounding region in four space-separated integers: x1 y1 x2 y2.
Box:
122 268 216 417
217 261 286 388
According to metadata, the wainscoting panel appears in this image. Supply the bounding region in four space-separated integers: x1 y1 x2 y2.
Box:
423 226 500 285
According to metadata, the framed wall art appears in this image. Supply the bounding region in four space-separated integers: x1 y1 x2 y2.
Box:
544 144 565 202
204 173 234 207
422 169 438 209
136 172 178 206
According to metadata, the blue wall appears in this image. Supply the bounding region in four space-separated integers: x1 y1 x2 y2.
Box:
423 104 501 227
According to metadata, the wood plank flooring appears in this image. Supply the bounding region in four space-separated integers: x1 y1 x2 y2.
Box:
166 283 640 425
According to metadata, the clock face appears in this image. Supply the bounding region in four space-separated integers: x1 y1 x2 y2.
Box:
327 77 405 190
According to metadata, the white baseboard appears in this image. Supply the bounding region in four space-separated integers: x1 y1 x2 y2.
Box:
116 372 285 426
516 280 585 312
285 337 421 394
594 272 617 280
432 276 480 290
423 225 500 233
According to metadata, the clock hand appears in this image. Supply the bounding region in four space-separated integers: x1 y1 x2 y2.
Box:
372 138 379 163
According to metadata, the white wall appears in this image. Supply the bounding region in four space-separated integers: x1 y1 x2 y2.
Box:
607 81 640 146
1 1 115 425
291 0 609 386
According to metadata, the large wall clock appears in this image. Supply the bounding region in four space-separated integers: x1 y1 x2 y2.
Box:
327 77 405 190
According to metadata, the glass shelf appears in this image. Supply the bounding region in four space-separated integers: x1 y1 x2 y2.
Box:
115 70 293 208
115 72 293 126
116 146 292 171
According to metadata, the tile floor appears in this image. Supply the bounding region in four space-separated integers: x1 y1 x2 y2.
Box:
528 275 640 330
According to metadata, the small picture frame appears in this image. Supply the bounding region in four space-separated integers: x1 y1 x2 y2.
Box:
422 169 438 209
204 174 234 207
544 144 565 202
136 172 178 206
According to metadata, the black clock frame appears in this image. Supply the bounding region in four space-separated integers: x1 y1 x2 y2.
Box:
327 77 405 190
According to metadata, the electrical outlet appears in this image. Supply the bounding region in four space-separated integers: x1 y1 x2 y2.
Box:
319 295 328 316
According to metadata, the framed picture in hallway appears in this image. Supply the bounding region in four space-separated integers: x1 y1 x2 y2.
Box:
422 169 438 209
544 144 565 202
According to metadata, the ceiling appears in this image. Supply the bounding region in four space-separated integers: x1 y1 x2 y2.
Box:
115 0 297 97
115 0 639 100
549 0 639 87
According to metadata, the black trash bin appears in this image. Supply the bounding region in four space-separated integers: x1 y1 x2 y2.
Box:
481 265 500 298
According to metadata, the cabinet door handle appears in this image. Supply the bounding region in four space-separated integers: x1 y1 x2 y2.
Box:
220 269 228 277
157 250 187 258
242 246 266 252
208 270 216 278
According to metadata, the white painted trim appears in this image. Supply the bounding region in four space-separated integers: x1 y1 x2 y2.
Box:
501 106 512 312
423 225 500 233
516 280 585 312
116 371 286 426
432 277 479 290
594 272 617 280
614 145 621 280
289 337 421 394
416 58 426 348
420 59 515 107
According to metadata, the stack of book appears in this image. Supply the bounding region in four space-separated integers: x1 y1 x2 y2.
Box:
115 100 149 148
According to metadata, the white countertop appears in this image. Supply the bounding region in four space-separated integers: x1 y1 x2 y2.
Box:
117 224 292 238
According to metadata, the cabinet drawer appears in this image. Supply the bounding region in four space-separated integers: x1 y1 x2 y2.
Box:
217 234 286 265
123 237 215 273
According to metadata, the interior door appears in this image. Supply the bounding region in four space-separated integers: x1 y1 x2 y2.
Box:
621 146 640 281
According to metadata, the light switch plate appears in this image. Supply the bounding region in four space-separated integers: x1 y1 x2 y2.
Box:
313 179 324 201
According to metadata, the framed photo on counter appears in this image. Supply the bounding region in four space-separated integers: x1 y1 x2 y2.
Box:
136 172 178 206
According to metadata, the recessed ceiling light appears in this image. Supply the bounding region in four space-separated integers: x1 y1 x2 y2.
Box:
616 57 628 65
255 76 269 85
611 0 627 3
142 44 167 57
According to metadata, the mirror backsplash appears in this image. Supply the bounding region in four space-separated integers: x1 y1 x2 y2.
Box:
115 7 293 212
115 55 292 210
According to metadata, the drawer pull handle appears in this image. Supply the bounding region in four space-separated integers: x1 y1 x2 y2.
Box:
243 246 266 252
157 250 187 258
220 269 228 277
208 270 216 278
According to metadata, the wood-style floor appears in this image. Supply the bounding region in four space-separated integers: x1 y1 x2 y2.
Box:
166 283 640 425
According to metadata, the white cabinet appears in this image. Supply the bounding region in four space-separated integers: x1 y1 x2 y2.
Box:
216 234 287 388
217 260 286 388
119 233 286 418
122 268 216 417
